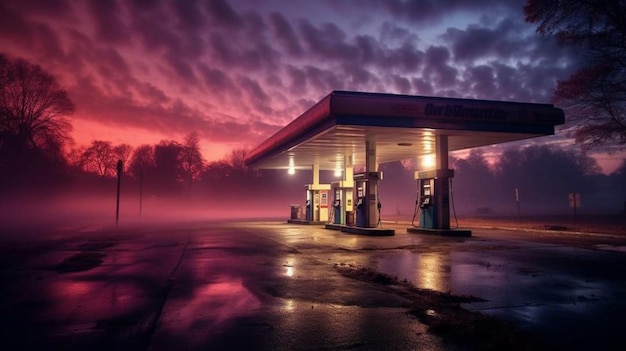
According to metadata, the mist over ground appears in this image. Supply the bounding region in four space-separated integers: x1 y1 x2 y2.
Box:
2 144 625 239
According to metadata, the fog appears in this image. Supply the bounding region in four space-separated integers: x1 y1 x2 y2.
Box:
2 146 625 237
0 190 294 237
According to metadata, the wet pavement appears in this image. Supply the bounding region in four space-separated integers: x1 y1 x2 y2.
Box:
1 219 625 350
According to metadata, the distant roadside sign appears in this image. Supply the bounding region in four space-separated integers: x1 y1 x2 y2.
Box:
569 193 581 208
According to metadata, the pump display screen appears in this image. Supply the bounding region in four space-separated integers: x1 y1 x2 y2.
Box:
423 186 431 196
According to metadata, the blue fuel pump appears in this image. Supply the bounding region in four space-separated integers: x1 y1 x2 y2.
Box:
419 178 436 229
414 169 454 230
355 180 367 227
305 198 312 221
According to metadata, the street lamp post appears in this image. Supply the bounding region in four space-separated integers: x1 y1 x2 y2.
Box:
116 159 123 227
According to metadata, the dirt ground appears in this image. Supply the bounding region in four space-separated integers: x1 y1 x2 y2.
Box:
451 214 626 236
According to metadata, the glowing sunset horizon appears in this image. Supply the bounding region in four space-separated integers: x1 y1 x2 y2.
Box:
2 0 623 172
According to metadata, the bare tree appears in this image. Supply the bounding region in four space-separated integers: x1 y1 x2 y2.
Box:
180 133 205 190
525 0 626 150
0 56 74 152
0 54 10 90
154 140 184 194
128 144 155 180
228 147 249 172
80 140 116 177
113 144 133 171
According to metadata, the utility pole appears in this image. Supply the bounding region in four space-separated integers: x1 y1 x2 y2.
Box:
139 167 143 216
116 160 123 227
515 187 520 218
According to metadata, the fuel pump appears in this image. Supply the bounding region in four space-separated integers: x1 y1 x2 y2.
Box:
304 184 330 223
414 169 453 229
355 179 367 227
418 178 435 228
353 172 383 228
332 189 341 224
305 191 313 222
330 180 354 225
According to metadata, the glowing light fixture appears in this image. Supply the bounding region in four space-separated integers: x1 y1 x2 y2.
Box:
422 154 435 169
334 168 342 177
288 155 295 175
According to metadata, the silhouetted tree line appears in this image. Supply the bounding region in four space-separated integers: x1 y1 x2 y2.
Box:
2 54 626 216
380 146 626 216
0 54 74 195
525 0 626 150
0 54 301 207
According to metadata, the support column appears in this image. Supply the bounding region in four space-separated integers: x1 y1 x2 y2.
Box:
343 155 354 225
435 135 450 229
365 140 379 228
312 163 320 186
343 155 353 185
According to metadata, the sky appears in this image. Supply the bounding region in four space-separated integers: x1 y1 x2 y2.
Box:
1 0 623 172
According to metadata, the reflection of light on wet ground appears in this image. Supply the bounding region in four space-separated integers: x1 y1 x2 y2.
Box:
417 253 446 291
375 251 449 292
284 298 295 311
595 244 626 252
54 280 92 297
160 276 261 334
44 278 144 330
283 257 296 277
285 265 295 277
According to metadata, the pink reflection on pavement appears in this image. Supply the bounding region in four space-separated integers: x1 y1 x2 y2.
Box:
46 278 144 325
160 275 261 335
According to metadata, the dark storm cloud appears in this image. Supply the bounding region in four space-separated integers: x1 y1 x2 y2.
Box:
268 12 303 56
170 0 205 30
391 75 412 94
354 35 382 64
1 0 577 153
237 76 269 102
137 82 170 104
423 46 458 87
165 53 198 82
385 42 423 73
199 65 238 95
371 0 524 23
492 62 530 101
86 0 130 44
130 6 179 52
465 65 497 97
442 18 532 63
304 66 345 92
206 0 243 27
411 78 434 95
297 20 357 59
286 65 308 92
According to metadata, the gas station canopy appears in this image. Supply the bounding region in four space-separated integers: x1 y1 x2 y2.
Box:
245 91 565 170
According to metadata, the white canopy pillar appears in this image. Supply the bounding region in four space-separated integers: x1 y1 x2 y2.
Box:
435 135 451 229
365 140 379 228
312 163 320 185
343 155 353 185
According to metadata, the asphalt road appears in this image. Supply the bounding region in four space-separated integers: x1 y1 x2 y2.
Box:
1 219 625 350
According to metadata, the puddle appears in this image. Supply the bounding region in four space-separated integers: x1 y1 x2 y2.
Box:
56 252 106 273
368 246 626 351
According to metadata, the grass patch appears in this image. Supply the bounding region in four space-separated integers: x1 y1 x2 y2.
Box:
335 264 559 351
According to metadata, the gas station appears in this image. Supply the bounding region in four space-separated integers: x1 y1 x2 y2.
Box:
245 91 564 236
